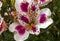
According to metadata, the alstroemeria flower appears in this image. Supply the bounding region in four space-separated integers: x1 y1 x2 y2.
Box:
15 0 32 15
38 0 52 7
0 15 7 35
9 8 53 41
0 1 2 10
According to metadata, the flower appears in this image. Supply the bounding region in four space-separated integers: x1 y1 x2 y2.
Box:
0 15 7 35
9 0 53 41
38 0 52 7
0 1 2 10
9 7 53 41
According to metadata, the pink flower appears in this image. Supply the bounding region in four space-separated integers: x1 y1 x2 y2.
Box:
0 15 7 35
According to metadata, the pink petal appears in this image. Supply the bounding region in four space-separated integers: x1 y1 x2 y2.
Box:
0 27 2 32
0 21 7 34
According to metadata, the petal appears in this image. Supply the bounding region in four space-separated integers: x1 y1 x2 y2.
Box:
15 0 23 12
17 14 30 26
20 2 29 12
34 27 40 35
38 0 52 7
0 21 7 35
0 17 3 25
39 14 46 23
15 0 26 14
15 25 26 35
16 40 24 41
0 30 3 35
9 23 19 32
40 8 51 16
14 31 29 41
20 16 29 24
31 5 36 11
36 18 53 29
15 0 32 14
29 27 40 35
0 1 2 7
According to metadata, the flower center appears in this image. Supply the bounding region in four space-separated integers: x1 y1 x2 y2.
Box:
25 23 36 32
15 25 25 35
20 2 29 12
40 14 46 23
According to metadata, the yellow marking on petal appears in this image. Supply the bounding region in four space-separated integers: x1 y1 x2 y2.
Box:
14 31 17 34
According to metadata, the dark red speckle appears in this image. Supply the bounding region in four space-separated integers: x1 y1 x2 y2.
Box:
20 2 29 12
15 25 25 35
40 14 46 23
20 16 29 24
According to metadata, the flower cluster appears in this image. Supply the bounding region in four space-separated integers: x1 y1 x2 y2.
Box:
0 1 8 35
8 0 53 41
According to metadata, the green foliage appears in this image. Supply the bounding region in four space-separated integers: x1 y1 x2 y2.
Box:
0 0 60 41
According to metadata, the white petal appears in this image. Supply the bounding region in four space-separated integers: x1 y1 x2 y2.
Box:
14 31 29 41
38 0 52 7
36 18 53 29
0 17 3 25
29 30 35 34
29 27 40 35
15 0 24 14
0 1 2 7
16 40 24 41
34 28 40 35
9 23 19 32
15 0 32 15
40 8 51 16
